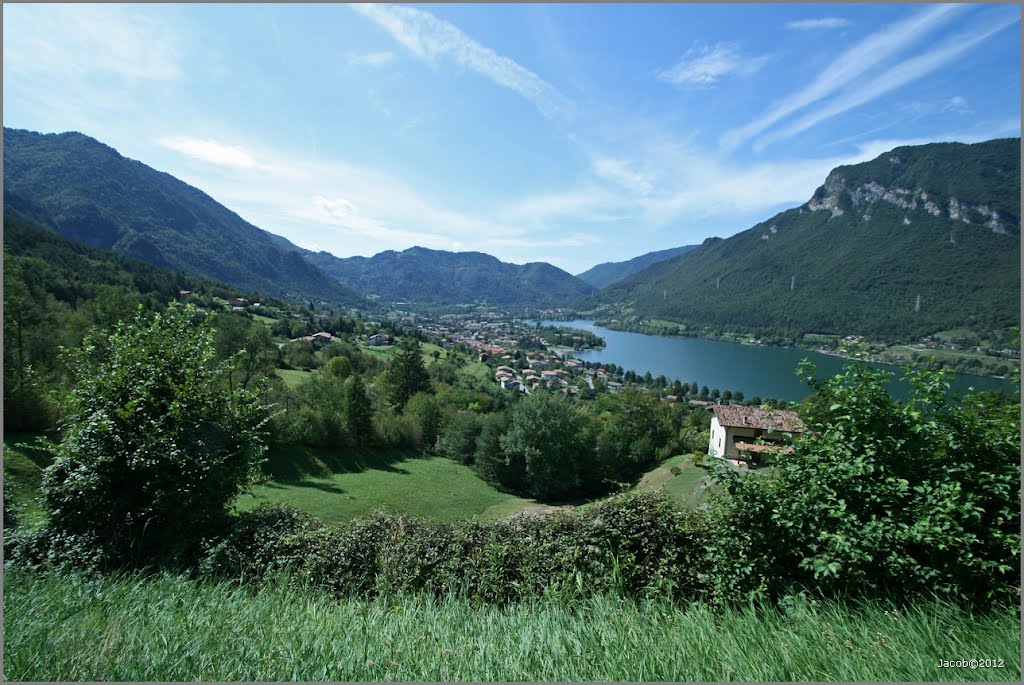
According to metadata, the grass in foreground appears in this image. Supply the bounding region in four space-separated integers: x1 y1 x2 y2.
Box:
4 570 1019 682
236 446 526 524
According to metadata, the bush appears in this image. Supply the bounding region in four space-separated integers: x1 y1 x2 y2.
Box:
708 362 1021 606
38 304 268 568
197 491 710 604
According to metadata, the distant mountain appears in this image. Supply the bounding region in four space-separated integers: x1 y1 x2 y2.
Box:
599 138 1021 341
303 246 592 307
576 245 697 290
3 128 367 309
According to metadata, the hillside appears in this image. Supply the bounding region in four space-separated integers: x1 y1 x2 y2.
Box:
3 128 367 309
576 245 696 290
599 138 1021 341
304 246 592 307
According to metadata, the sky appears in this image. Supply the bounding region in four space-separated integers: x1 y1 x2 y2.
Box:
3 3 1020 274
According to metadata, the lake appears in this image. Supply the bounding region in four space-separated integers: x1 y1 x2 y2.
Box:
530 320 1016 402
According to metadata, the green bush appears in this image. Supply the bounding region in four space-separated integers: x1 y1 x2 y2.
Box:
197 491 709 604
708 361 1021 606
37 303 268 568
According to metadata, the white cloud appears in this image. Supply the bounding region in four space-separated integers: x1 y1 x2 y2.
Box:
942 95 972 114
719 4 963 153
156 136 273 171
349 3 573 120
3 4 183 81
785 18 851 31
755 11 1018 150
657 42 770 86
590 156 656 196
347 51 395 68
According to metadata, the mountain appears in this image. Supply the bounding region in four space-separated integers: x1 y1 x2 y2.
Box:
303 246 592 307
599 138 1021 341
2 128 367 309
576 245 697 290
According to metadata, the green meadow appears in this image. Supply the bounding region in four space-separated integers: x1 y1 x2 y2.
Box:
235 445 533 524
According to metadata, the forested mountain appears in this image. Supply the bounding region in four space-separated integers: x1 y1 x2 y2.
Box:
303 246 593 307
598 138 1021 341
576 245 696 290
3 128 367 309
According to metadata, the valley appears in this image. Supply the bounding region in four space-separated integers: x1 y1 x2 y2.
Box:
3 4 1020 679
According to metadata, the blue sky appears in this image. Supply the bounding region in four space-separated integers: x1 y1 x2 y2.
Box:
4 3 1020 274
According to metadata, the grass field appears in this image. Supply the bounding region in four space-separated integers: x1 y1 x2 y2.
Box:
2 432 56 526
5 569 1019 682
634 454 715 509
236 446 528 524
275 368 313 389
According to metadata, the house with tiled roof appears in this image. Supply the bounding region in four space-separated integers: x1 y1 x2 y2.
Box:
708 404 805 467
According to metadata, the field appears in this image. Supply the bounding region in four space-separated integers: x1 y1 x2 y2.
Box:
276 368 313 389
633 453 715 508
2 432 55 526
5 569 1019 682
236 445 532 524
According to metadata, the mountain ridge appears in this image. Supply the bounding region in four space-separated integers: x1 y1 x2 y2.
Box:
597 138 1021 341
3 128 368 309
302 245 592 307
576 245 697 290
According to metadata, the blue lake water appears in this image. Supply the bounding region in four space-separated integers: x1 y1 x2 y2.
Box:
530 320 1016 402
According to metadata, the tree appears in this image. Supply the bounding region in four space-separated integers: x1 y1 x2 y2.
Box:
387 337 431 410
324 355 352 380
499 392 592 500
595 388 673 483
343 374 373 447
404 391 442 449
733 390 745 403
40 303 268 567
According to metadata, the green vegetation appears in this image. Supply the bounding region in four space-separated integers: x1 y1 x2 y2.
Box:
710 361 1021 604
576 244 696 290
25 304 267 568
3 127 366 308
599 138 1020 344
237 448 522 524
276 368 312 389
634 454 714 509
5 570 1018 682
2 433 56 527
305 245 592 307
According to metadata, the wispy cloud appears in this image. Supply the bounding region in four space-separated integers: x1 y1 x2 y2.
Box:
347 51 395 68
719 4 963 153
3 4 183 81
755 10 1019 150
657 42 770 86
156 136 273 170
590 156 656 196
942 95 972 115
349 3 573 120
785 18 851 31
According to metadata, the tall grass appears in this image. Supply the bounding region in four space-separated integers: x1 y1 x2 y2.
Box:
5 569 1019 682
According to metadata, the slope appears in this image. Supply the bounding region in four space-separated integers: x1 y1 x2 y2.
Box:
576 245 696 290
304 246 592 307
3 128 367 309
599 138 1021 341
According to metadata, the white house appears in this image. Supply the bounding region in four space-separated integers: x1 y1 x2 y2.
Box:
708 405 805 467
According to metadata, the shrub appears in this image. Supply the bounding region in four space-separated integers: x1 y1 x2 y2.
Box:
38 303 268 568
197 491 710 605
708 362 1021 606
